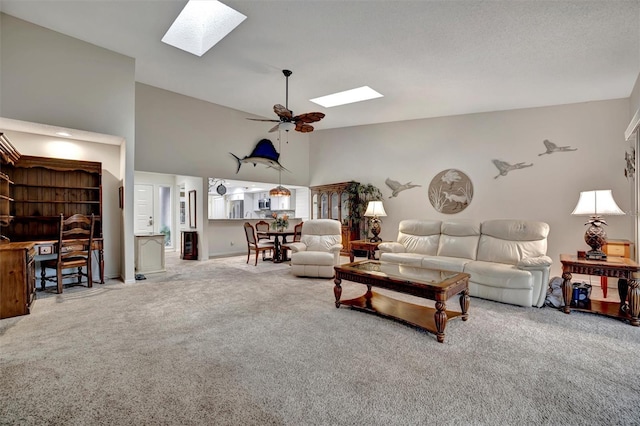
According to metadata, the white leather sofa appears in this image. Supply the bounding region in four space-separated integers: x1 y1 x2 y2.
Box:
378 219 552 307
288 219 343 278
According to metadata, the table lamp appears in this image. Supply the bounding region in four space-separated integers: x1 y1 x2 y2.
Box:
364 200 387 243
571 189 624 260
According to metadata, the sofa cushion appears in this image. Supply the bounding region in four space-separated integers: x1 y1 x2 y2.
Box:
437 220 481 260
464 261 534 290
396 219 442 255
380 252 424 266
291 251 334 266
477 220 549 265
420 255 471 273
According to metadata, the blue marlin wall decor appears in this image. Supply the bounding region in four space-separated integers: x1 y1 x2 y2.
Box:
230 139 289 173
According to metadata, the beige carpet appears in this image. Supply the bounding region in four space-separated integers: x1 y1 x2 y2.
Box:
1 253 639 425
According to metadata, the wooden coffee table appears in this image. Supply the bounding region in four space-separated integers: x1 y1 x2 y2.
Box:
334 260 470 342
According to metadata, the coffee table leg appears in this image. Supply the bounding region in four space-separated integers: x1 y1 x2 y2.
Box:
334 277 342 308
460 288 469 321
628 279 639 327
435 301 447 343
365 284 373 309
561 271 573 314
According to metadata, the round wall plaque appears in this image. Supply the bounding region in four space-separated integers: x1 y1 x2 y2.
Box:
428 169 473 214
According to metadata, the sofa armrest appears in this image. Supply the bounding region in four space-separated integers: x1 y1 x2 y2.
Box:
329 244 343 254
378 242 406 253
517 255 552 270
287 242 307 253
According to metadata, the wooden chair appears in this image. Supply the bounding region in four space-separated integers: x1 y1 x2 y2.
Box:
255 220 272 242
40 213 95 293
243 222 275 266
281 221 303 262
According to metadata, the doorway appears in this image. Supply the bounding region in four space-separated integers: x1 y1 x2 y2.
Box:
134 183 174 250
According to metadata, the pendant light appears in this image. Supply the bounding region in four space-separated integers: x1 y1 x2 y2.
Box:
269 130 290 197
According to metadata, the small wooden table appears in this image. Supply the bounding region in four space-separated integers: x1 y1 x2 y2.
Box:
334 260 470 343
349 239 385 262
265 230 295 263
560 254 640 326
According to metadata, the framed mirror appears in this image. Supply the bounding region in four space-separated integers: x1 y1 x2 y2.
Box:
188 190 196 228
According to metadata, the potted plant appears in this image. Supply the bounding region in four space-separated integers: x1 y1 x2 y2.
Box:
345 181 383 240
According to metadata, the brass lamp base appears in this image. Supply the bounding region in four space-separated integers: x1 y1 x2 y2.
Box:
584 220 607 261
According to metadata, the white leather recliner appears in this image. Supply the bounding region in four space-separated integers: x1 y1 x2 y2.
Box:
288 219 343 278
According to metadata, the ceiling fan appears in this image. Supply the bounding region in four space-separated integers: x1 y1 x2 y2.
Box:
248 69 325 133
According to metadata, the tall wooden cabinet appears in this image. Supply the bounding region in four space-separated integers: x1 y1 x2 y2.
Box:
3 155 102 242
310 182 358 255
0 242 36 319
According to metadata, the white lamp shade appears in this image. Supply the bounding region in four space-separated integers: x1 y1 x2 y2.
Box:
364 200 387 217
571 190 624 216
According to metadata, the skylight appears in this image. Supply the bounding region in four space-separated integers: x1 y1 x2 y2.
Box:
310 86 383 108
161 0 247 57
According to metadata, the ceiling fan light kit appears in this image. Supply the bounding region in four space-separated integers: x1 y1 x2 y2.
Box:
279 121 296 132
247 69 325 133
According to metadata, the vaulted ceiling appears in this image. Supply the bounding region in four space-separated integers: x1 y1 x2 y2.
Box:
1 1 639 131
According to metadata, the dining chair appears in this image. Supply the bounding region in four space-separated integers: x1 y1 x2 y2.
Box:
255 220 272 242
40 213 95 293
281 221 303 262
243 222 275 265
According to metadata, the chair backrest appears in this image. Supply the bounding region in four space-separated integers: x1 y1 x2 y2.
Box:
58 213 95 262
255 220 269 233
293 221 303 242
300 219 342 252
243 222 257 246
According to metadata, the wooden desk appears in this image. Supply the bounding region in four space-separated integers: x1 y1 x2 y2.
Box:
265 230 295 263
35 238 104 285
560 254 639 326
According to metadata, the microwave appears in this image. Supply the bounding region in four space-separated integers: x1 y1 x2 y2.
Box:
258 198 271 209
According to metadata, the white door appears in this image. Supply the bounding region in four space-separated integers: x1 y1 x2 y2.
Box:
134 184 154 233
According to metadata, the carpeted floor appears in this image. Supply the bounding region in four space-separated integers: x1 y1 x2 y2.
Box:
1 253 639 425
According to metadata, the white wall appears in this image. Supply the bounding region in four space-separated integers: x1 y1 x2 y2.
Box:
310 99 632 277
3 130 122 279
0 13 136 283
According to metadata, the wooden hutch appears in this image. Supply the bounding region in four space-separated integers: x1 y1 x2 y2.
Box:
1 133 37 319
0 134 104 318
310 182 358 255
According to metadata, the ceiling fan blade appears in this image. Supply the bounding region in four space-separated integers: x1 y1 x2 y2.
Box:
296 122 314 133
268 123 280 133
247 118 280 122
293 112 325 124
274 104 293 119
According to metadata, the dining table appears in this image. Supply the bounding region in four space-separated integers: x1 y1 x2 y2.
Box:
264 229 296 263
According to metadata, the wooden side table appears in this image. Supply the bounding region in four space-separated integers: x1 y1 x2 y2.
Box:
349 240 384 263
560 254 639 326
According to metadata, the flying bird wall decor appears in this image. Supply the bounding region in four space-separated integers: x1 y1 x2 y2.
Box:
538 139 577 156
385 178 421 198
492 159 533 179
230 139 289 173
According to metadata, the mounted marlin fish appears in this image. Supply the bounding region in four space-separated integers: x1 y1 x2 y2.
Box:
230 139 289 173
